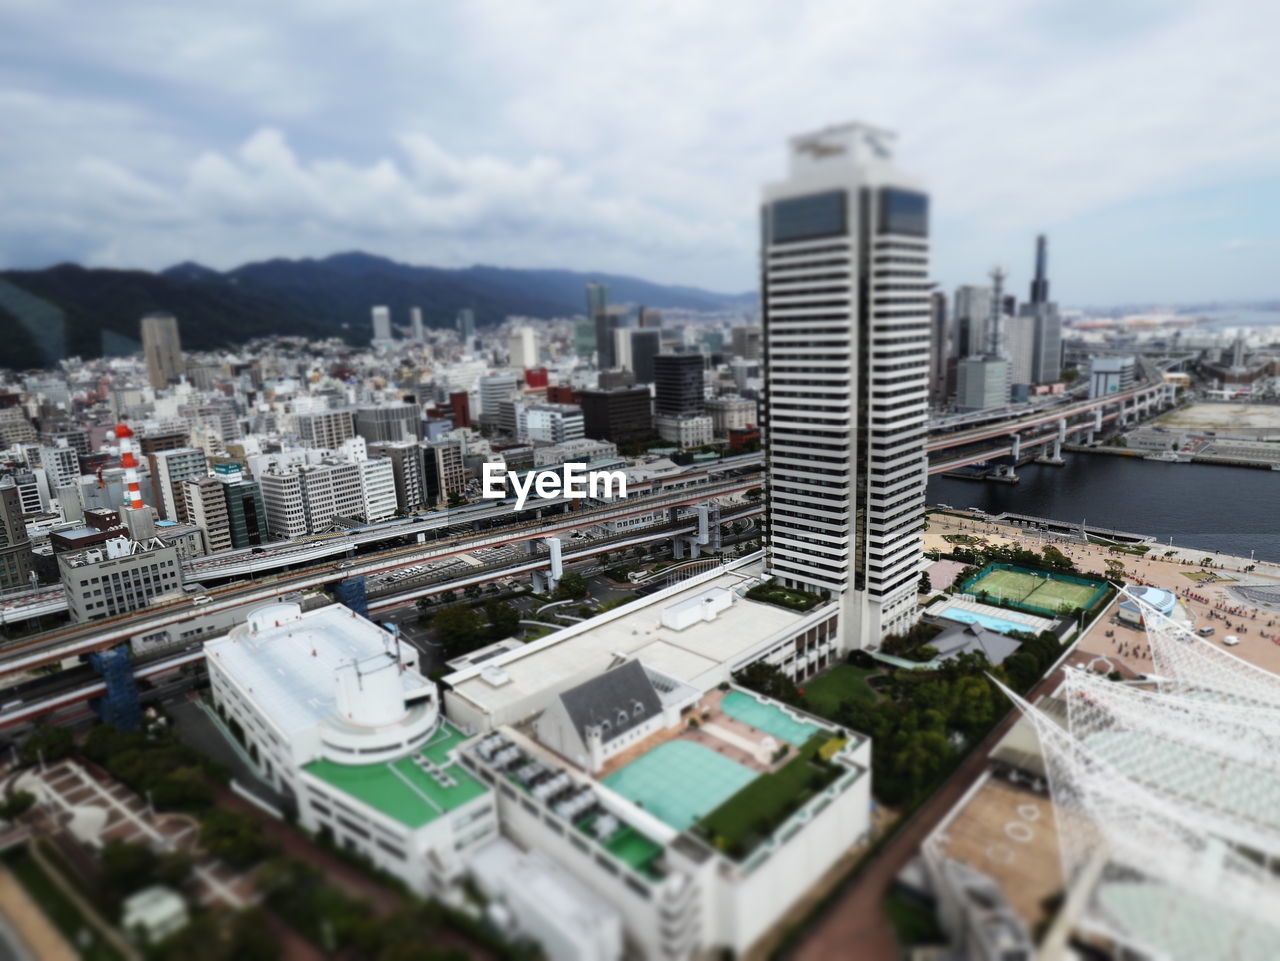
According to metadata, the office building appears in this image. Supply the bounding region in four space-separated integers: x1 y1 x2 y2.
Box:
509 327 539 368
1018 234 1062 384
953 286 992 358
141 313 184 389
448 391 472 429
0 476 33 590
259 460 365 538
731 325 764 361
371 305 393 343
532 438 619 468
928 292 950 405
294 408 355 450
59 535 182 623
956 357 1011 411
1089 355 1136 398
1002 313 1035 386
423 440 466 506
151 447 207 522
0 407 37 447
760 123 930 645
522 404 585 445
368 442 427 513
597 368 636 390
355 404 422 445
180 402 241 443
629 329 662 384
184 475 232 554
579 387 653 447
456 308 476 345
585 281 607 324
359 457 397 523
411 306 425 342
653 354 705 416
220 474 269 548
478 373 519 425
39 444 80 492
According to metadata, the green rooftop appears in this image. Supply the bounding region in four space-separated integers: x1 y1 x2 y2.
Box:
304 720 488 829
578 814 665 880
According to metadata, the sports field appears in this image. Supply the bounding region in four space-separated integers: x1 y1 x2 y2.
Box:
963 565 1106 615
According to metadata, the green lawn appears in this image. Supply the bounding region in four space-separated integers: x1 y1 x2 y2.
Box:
801 664 880 717
2 847 124 961
696 733 843 859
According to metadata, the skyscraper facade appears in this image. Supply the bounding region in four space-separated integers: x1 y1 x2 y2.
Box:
653 354 705 416
1020 234 1062 384
141 313 184 389
371 305 393 343
761 124 930 646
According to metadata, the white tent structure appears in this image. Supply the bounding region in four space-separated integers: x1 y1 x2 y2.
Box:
1002 591 1280 960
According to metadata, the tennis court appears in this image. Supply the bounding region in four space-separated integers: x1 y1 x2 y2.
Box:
603 740 756 830
962 564 1106 615
720 690 821 746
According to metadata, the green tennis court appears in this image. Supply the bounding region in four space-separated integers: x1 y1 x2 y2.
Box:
603 740 756 830
962 564 1107 615
721 690 821 745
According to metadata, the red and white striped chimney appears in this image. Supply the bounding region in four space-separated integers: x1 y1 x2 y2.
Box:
115 423 144 512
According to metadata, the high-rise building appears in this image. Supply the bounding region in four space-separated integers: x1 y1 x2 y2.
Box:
39 444 80 492
478 373 519 425
295 409 355 450
630 329 662 384
371 305 393 343
423 440 466 506
448 391 472 429
1088 355 1136 398
585 281 608 324
654 354 705 417
522 404 584 444
927 292 950 405
953 286 992 358
731 326 764 361
221 476 269 548
151 447 208 521
358 457 397 522
411 306 425 342
184 475 232 554
0 476 33 591
509 327 538 368
355 404 422 445
368 442 427 513
1018 234 1062 384
761 123 930 646
141 313 184 389
456 308 476 345
579 387 653 446
956 356 1011 410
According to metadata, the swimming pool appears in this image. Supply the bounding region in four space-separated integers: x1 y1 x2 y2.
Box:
720 690 821 745
939 605 1034 635
603 740 755 830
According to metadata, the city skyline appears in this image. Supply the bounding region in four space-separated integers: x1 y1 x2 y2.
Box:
2 0 1278 305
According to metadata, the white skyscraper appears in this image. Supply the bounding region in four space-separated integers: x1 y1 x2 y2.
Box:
371 305 392 344
508 326 538 368
410 306 425 342
761 124 930 646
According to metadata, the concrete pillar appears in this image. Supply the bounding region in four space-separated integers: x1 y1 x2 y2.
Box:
1011 433 1022 461
1052 435 1062 460
544 537 563 583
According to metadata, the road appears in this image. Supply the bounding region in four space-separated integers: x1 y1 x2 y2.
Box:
788 654 1089 961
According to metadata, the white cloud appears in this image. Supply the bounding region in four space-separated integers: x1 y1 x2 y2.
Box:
0 0 1277 300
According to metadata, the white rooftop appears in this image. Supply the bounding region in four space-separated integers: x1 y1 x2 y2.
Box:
446 557 828 723
207 602 431 740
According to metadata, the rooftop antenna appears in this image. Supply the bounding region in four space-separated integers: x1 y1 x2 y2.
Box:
987 266 1006 358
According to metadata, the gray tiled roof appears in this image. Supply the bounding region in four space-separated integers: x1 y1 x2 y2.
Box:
558 659 662 745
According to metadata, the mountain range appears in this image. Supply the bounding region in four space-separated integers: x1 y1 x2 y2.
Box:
0 251 755 370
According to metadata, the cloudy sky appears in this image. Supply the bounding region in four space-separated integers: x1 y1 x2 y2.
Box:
1 0 1277 304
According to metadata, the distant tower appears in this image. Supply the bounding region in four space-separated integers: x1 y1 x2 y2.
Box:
1029 233 1049 305
140 313 183 389
115 423 144 513
456 309 476 345
411 307 425 342
371 306 392 343
987 266 1006 357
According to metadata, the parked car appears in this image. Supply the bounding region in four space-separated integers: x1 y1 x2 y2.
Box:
1223 635 1241 646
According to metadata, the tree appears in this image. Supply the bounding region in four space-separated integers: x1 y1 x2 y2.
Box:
21 724 74 764
0 791 35 821
733 662 799 704
200 809 274 869
100 840 159 907
919 570 932 594
433 604 482 656
484 601 520 640
553 571 588 601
